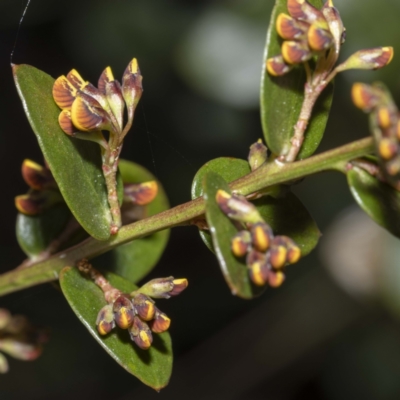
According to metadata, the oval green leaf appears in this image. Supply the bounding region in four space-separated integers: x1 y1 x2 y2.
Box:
348 167 400 238
13 64 112 241
95 159 170 283
203 171 265 299
16 204 71 259
192 157 320 256
59 266 172 390
260 0 333 160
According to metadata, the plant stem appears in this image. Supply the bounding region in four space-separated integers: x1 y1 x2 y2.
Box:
0 137 374 297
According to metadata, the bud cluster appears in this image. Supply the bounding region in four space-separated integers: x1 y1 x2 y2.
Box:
0 308 48 373
83 261 188 350
267 0 345 76
216 190 301 288
352 83 400 190
15 159 62 216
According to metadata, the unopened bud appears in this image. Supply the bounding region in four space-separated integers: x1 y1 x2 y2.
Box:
287 0 324 23
322 5 345 52
377 107 394 129
96 304 115 335
15 190 62 216
113 296 135 329
0 339 42 361
351 83 380 112
266 55 293 77
216 190 263 224
276 13 308 40
136 277 188 299
21 160 53 190
132 294 155 321
336 47 394 73
270 237 288 269
379 138 398 160
285 238 302 264
281 41 312 64
122 58 143 113
308 24 333 51
248 140 268 171
98 66 114 94
52 75 77 110
124 181 158 206
250 222 273 252
105 80 125 131
231 230 251 258
268 271 285 288
149 309 171 333
247 250 269 286
129 317 153 350
66 69 86 90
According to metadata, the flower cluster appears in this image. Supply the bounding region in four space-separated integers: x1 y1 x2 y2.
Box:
0 308 48 373
267 0 345 76
15 159 61 216
53 58 142 141
216 190 301 288
352 83 400 190
77 260 187 350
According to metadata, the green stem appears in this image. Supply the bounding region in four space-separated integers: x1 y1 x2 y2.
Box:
0 137 374 297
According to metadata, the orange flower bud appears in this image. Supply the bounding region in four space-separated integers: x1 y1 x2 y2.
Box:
247 250 269 286
266 56 293 77
66 69 86 90
21 159 53 190
351 83 380 112
231 231 251 258
96 304 115 335
98 66 115 94
129 317 153 350
250 222 273 252
124 181 158 206
287 0 324 23
133 294 155 321
379 138 398 160
268 271 285 288
281 41 312 64
276 13 308 40
150 309 171 333
270 237 288 269
307 24 333 51
113 296 135 329
52 75 77 110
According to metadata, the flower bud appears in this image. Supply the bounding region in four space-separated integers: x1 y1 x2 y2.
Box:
21 160 54 190
98 66 114 94
336 47 394 73
216 190 263 224
52 75 77 110
113 296 135 329
276 13 308 40
0 339 42 360
287 0 324 23
247 250 269 286
281 41 312 64
379 138 398 161
285 238 302 264
307 23 333 51
270 237 288 269
268 271 285 288
66 69 86 90
231 230 251 258
124 181 158 206
248 140 268 171
351 83 380 112
322 5 345 52
266 56 293 77
129 317 153 350
15 190 62 216
250 222 273 252
0 309 11 330
70 92 111 132
96 304 115 335
0 353 8 374
376 107 394 130
149 309 171 333
132 294 155 321
58 110 76 135
122 58 143 113
136 277 188 299
105 80 125 131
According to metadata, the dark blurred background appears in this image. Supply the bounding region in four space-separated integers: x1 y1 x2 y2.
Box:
1 0 400 399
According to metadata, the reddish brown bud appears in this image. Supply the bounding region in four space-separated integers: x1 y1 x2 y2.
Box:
132 294 155 321
150 309 171 333
105 80 125 131
124 181 158 206
250 222 273 252
377 107 393 129
276 13 308 40
98 66 114 94
281 41 312 64
66 69 86 90
129 317 153 350
287 0 324 22
96 304 115 335
122 58 143 113
379 138 398 160
21 159 53 190
247 250 269 286
58 110 76 136
351 83 380 112
52 75 77 110
268 271 285 288
270 237 288 269
0 339 42 361
15 190 62 216
113 296 135 329
169 278 189 296
307 24 333 51
266 55 292 77
231 231 251 258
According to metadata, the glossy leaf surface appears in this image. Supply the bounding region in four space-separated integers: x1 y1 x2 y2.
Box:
16 204 71 259
261 0 333 160
95 160 170 283
348 167 400 238
192 157 320 255
60 267 172 390
203 171 265 299
13 64 112 240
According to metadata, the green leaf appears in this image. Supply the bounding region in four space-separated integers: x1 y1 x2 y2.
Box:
254 193 320 256
192 157 320 255
16 204 71 259
96 159 170 283
260 0 333 160
348 167 400 238
60 267 172 390
13 64 112 241
203 171 265 299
